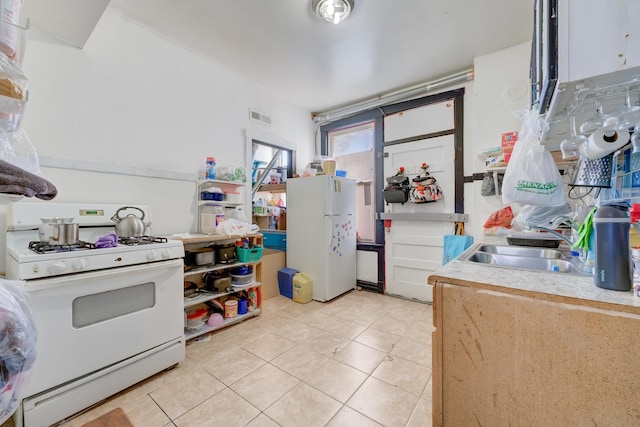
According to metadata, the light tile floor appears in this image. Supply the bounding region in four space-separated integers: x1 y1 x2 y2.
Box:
42 290 434 427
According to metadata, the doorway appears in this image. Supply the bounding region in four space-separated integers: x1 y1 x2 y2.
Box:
319 88 465 301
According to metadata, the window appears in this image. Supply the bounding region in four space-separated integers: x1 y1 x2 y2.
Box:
327 122 376 242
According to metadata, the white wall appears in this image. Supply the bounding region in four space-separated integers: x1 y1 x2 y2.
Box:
467 42 532 239
17 10 315 235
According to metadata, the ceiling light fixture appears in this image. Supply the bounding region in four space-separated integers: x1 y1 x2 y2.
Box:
312 0 354 24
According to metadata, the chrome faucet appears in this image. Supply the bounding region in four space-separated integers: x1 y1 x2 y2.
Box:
528 224 575 246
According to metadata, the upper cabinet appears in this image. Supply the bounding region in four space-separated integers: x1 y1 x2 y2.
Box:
532 0 640 148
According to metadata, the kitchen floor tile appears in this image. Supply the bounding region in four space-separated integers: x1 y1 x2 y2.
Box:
297 329 351 357
371 355 432 396
303 358 368 403
173 388 260 427
390 334 431 367
326 405 383 427
332 341 387 374
230 363 299 410
244 413 281 427
354 327 403 353
241 332 296 361
149 367 226 420
45 291 436 427
321 316 368 340
200 347 266 386
270 344 330 379
406 397 433 427
264 382 342 427
347 377 420 427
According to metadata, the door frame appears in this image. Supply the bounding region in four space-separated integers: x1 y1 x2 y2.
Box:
319 88 465 293
320 87 466 239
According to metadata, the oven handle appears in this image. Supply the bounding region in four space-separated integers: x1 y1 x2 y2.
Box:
23 259 183 292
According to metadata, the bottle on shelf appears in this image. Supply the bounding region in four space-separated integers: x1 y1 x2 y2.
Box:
205 157 216 180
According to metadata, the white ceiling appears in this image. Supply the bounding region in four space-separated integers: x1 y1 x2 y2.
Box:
32 0 536 113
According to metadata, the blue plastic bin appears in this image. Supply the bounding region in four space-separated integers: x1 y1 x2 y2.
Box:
278 267 298 299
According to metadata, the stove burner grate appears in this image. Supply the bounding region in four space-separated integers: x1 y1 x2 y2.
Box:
118 236 168 246
29 241 96 254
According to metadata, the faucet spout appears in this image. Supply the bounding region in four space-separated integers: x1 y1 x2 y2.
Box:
528 225 574 246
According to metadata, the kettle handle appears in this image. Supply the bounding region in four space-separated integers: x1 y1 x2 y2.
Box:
113 206 146 221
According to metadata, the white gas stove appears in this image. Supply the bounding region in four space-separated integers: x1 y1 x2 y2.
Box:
5 202 186 427
6 202 184 280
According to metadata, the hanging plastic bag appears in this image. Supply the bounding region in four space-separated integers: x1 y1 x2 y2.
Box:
0 279 37 425
501 109 565 206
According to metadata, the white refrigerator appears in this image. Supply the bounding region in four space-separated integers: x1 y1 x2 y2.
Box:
286 175 357 302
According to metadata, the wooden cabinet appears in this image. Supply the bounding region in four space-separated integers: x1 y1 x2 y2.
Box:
177 234 263 341
430 280 640 426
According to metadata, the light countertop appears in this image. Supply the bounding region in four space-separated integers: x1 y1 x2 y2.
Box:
427 237 640 314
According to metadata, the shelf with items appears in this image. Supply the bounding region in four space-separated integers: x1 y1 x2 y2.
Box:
197 179 248 234
185 308 262 341
177 234 263 341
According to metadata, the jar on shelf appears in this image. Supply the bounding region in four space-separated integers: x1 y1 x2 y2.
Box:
200 204 225 234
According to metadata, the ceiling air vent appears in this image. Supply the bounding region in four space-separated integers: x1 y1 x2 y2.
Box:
249 109 272 126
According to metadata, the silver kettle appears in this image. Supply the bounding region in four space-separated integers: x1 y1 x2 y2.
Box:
111 206 146 238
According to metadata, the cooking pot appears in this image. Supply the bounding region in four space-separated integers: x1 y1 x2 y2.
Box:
39 218 79 245
111 206 146 238
203 271 231 292
183 281 198 297
215 243 237 264
185 248 215 266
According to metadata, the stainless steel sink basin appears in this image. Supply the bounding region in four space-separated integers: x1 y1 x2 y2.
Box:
459 244 588 276
476 245 567 259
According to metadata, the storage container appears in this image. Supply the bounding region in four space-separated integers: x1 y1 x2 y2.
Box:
201 191 224 201
292 272 313 304
224 299 238 318
237 245 263 262
224 191 242 203
200 204 225 234
277 267 298 299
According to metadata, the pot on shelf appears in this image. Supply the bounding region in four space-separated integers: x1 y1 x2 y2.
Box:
111 206 146 238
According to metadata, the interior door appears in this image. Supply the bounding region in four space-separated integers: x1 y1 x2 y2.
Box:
383 100 457 302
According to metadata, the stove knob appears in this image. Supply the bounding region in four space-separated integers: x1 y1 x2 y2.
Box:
73 258 88 271
146 250 158 261
161 248 171 259
47 261 66 275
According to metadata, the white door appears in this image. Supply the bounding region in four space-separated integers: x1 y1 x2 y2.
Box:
383 100 457 302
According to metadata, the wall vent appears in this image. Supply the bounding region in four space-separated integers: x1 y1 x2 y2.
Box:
249 109 272 126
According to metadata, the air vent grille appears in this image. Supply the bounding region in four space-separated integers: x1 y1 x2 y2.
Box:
249 109 272 126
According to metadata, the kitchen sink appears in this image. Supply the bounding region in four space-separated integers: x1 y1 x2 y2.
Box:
476 244 567 259
459 244 588 276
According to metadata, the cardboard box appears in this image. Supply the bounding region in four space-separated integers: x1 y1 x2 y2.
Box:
260 249 286 299
501 131 518 154
253 215 269 230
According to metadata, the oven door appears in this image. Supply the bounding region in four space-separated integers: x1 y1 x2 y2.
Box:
23 258 184 397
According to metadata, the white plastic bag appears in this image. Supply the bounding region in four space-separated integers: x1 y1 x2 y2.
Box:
215 218 259 237
502 109 565 206
0 279 37 425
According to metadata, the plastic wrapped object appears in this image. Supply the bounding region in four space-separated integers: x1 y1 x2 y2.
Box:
0 278 37 424
0 128 39 174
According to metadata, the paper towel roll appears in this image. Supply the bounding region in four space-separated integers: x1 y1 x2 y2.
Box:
582 128 630 160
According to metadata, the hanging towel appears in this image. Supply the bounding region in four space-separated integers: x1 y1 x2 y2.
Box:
0 159 57 200
572 207 596 252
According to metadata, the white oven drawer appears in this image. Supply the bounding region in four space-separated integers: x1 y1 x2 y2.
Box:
23 259 184 398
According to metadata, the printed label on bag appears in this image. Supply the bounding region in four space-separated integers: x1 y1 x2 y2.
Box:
515 180 558 194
